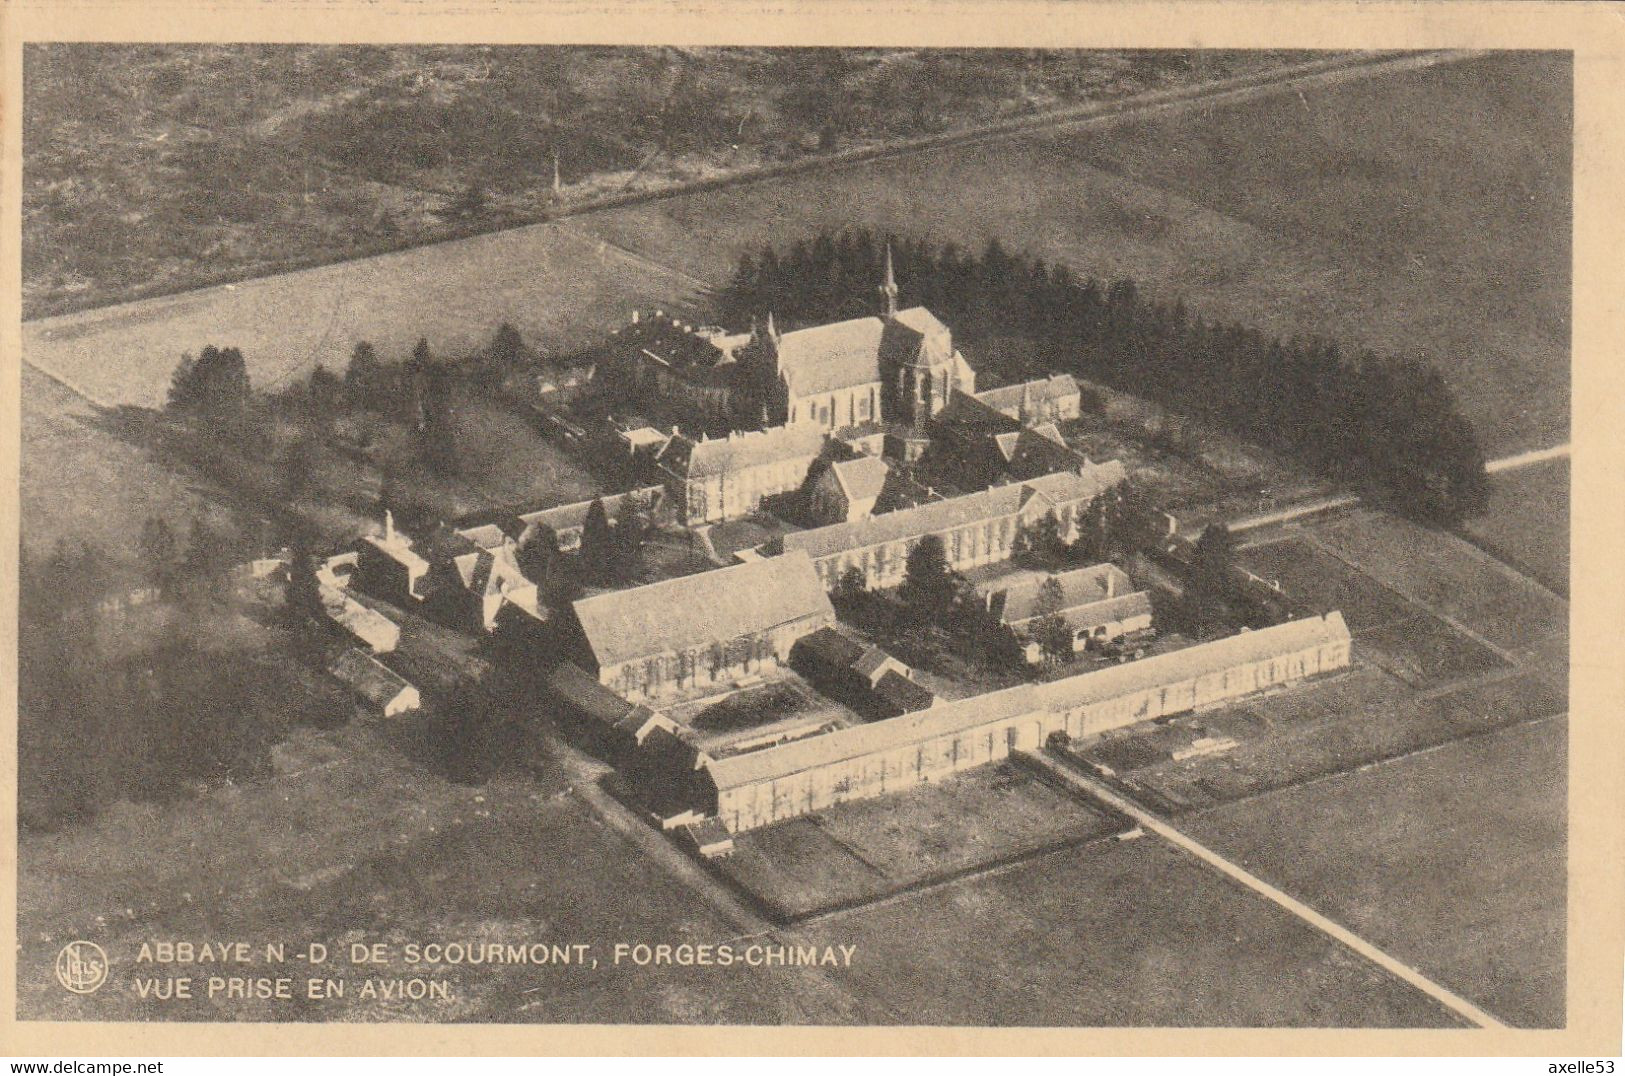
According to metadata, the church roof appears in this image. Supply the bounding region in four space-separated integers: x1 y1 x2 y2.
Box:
768 306 959 397
774 316 887 396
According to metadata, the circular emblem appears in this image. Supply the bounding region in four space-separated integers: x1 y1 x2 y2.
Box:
55 941 109 994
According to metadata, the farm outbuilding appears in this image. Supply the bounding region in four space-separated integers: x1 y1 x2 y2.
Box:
650 613 1351 833
329 648 421 718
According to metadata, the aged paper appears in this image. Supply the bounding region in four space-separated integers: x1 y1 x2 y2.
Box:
3 0 1621 1057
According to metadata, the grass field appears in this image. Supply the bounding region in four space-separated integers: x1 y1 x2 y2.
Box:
814 829 1461 1026
1185 718 1567 1028
19 366 263 568
716 762 1125 919
1238 538 1413 632
579 50 1569 456
1119 670 1563 812
22 220 707 411
1462 459 1570 596
1310 511 1568 659
17 724 869 1024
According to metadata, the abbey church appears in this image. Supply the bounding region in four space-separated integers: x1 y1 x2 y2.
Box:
611 247 976 435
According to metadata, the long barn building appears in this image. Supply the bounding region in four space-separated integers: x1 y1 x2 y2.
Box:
683 612 1350 833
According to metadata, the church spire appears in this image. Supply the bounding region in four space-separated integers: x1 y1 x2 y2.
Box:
880 243 899 318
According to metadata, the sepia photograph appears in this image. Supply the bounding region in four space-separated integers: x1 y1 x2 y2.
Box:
4 2 1619 1057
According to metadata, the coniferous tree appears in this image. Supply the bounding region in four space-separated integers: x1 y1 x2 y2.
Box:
345 341 384 411
578 498 613 583
1029 576 1074 667
900 534 956 625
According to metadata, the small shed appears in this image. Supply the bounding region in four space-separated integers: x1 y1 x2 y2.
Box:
681 817 736 859
329 648 421 718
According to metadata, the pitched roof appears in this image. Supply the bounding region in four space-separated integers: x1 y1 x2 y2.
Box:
361 533 430 574
448 542 534 599
872 669 936 713
518 486 665 534
1034 613 1350 714
454 523 509 550
706 682 1039 790
320 584 400 651
780 461 1127 562
704 613 1349 790
328 648 415 707
657 424 828 480
773 316 886 396
795 625 869 670
973 374 1081 414
827 455 890 505
1061 590 1154 632
982 563 1137 624
571 551 834 670
891 306 952 338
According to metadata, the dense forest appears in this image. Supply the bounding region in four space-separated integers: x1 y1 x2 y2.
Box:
716 230 1489 524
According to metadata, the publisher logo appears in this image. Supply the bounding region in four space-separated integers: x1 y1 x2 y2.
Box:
55 941 109 994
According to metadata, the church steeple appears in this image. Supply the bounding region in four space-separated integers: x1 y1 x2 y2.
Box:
879 243 899 318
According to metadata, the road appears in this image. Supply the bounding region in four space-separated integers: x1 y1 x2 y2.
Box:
1227 441 1570 534
1486 442 1570 474
1024 750 1510 1030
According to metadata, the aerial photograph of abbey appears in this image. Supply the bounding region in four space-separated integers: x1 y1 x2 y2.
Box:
18 44 1570 1030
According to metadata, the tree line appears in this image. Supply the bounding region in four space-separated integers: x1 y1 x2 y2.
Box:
716 229 1489 524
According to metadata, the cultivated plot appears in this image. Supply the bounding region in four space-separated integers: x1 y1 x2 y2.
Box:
22 221 706 410
1184 718 1567 1029
1462 459 1570 597
813 831 1464 1027
1310 512 1568 659
716 761 1126 920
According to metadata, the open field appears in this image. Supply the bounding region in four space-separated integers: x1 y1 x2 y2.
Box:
815 828 1461 1026
19 365 263 568
1356 614 1507 690
579 50 1568 456
1238 538 1413 632
1185 718 1566 1028
18 718 870 1023
22 220 706 412
1111 670 1564 812
715 761 1125 919
1461 458 1570 596
1309 511 1568 659
25 51 1567 464
25 46 1322 317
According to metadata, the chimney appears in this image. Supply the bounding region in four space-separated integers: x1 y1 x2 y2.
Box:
1164 512 1178 537
1106 569 1116 598
384 509 395 544
631 310 640 324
